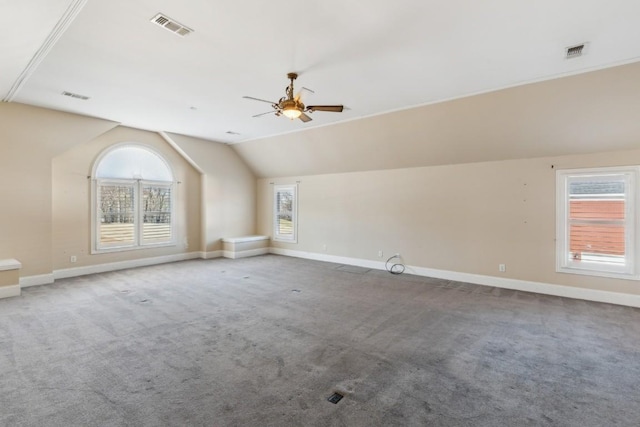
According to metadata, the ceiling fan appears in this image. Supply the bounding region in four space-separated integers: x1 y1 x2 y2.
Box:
243 73 343 122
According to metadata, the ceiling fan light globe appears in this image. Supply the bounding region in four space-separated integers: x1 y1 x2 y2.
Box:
282 107 302 119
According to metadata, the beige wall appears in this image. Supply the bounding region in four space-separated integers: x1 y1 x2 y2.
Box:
0 102 257 281
0 103 116 277
166 133 256 253
52 126 202 270
258 148 640 297
236 61 640 178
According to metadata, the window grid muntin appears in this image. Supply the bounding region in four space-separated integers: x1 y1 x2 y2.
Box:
92 144 175 254
273 184 297 243
556 167 639 280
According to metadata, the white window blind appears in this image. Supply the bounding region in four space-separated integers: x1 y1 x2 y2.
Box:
142 184 172 244
92 145 175 253
274 185 297 243
556 167 639 280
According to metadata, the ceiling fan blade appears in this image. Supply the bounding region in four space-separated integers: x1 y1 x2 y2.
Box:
243 96 277 105
294 87 314 102
299 112 312 123
307 105 344 113
252 110 276 118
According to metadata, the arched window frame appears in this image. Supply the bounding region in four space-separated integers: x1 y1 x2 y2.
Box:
90 143 176 254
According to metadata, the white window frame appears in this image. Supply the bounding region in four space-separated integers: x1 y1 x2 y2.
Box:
556 166 640 280
91 145 176 254
273 184 298 243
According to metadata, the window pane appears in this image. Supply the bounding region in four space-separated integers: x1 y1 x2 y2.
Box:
96 146 173 181
142 186 172 243
99 185 135 245
276 190 294 238
569 223 625 263
568 178 625 263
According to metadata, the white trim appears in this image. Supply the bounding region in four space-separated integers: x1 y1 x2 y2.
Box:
556 166 640 280
0 259 21 271
270 248 640 308
91 144 176 254
222 235 269 243
53 252 203 280
20 274 55 288
407 265 640 308
270 248 386 270
2 0 88 102
202 250 223 260
223 248 270 259
273 184 298 243
0 285 21 299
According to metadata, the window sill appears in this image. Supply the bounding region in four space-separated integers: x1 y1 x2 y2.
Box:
557 266 640 281
91 242 176 255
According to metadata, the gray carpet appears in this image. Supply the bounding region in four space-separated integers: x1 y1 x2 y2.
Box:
1 255 639 426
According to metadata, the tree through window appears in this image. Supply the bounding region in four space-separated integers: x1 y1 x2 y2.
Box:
92 145 175 252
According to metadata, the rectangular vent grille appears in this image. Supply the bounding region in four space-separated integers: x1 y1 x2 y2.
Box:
566 44 585 59
150 13 193 37
328 392 344 404
62 91 90 100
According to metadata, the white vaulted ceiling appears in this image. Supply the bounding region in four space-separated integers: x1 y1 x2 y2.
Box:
3 0 640 144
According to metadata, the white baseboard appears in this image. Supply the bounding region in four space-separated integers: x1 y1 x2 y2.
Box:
202 250 223 260
223 248 270 259
408 265 640 308
270 248 640 308
20 273 55 288
53 251 204 280
270 248 386 270
0 285 21 298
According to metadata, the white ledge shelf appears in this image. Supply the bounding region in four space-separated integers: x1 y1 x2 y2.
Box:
0 259 22 271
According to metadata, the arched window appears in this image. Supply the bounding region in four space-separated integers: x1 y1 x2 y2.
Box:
92 144 175 253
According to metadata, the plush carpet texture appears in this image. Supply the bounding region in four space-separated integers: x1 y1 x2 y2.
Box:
1 255 639 426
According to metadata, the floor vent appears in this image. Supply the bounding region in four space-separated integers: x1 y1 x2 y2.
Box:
328 392 344 404
565 43 586 59
150 13 194 37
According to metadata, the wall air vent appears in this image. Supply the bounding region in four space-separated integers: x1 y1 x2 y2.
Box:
62 91 90 100
150 13 193 37
565 43 587 59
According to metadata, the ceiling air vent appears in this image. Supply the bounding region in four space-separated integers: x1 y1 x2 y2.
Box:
150 13 194 37
62 91 90 100
565 43 586 59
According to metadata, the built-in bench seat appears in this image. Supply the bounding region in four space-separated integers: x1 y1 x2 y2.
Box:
222 236 270 259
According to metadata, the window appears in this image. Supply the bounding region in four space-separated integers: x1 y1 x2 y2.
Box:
556 166 639 280
273 184 297 243
92 145 175 253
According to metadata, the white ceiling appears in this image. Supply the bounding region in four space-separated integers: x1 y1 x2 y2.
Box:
4 0 640 144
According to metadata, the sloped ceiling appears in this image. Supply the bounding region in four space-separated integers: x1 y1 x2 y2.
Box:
233 62 640 178
3 0 640 146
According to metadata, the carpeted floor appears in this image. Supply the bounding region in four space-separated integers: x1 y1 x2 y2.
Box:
1 255 639 426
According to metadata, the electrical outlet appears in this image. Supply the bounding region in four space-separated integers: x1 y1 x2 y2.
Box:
70 255 77 263
499 264 506 272
378 250 383 258
323 244 327 252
